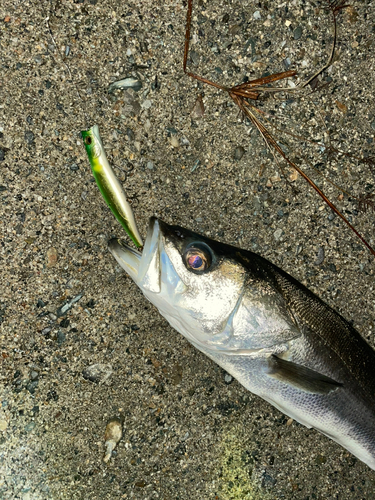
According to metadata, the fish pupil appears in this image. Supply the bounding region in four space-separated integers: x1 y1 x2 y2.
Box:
184 243 212 272
85 136 92 145
188 255 203 269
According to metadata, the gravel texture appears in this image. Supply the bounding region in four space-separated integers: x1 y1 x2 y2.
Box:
0 0 374 499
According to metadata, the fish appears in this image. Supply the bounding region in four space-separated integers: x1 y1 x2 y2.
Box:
81 125 143 248
108 217 375 470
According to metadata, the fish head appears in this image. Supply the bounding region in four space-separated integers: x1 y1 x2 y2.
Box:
109 217 248 350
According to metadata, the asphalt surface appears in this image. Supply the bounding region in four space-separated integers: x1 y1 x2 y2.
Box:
0 0 374 498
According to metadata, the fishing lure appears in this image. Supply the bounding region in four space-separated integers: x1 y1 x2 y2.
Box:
81 125 143 249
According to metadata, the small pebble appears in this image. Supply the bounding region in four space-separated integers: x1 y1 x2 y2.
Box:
293 26 302 40
253 10 261 20
182 431 190 441
283 57 291 70
121 89 141 116
224 373 233 384
273 228 283 241
57 330 66 345
315 454 327 465
315 246 325 265
147 161 154 170
0 420 8 432
60 318 70 328
46 247 58 267
141 99 152 109
24 421 36 433
189 50 199 65
126 128 135 141
328 263 337 273
82 363 113 384
170 136 179 148
233 146 245 160
24 131 35 144
27 380 38 394
262 471 277 487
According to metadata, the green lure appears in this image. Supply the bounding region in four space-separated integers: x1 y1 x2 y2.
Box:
81 125 143 249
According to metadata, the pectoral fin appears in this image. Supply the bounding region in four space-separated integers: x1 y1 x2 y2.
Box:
267 355 342 395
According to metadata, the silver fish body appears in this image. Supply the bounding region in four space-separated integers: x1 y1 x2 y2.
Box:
109 217 375 470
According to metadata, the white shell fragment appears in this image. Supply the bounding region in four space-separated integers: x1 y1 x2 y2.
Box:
108 77 142 93
103 417 123 463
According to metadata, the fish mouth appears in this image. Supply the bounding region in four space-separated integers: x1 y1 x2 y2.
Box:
108 217 161 291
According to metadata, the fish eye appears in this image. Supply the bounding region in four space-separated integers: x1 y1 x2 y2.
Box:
84 136 92 145
184 243 212 273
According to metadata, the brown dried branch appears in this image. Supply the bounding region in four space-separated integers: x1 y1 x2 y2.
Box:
183 0 375 257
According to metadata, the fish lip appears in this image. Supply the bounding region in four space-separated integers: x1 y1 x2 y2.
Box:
108 238 142 281
108 217 161 285
137 218 162 292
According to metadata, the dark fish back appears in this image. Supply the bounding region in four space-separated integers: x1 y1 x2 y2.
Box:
270 260 375 406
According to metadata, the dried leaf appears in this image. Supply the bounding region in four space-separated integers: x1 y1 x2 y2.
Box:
289 169 299 182
345 5 359 23
191 94 205 119
335 100 348 114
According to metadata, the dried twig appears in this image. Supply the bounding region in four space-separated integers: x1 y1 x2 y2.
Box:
303 0 349 88
183 0 375 257
358 194 375 214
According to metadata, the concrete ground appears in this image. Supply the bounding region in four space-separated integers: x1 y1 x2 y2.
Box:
0 0 374 498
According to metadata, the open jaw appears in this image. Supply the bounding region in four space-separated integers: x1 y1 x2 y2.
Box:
108 217 160 286
108 217 190 335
